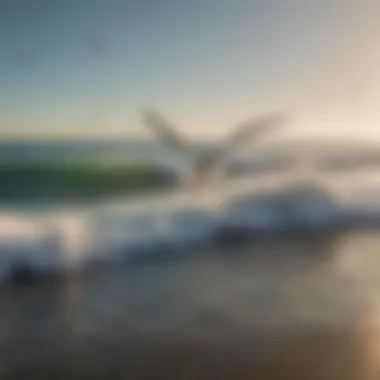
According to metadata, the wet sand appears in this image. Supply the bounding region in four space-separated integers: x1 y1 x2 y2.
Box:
1 229 380 379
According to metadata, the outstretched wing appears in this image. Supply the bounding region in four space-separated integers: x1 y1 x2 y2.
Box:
221 112 288 153
141 109 191 152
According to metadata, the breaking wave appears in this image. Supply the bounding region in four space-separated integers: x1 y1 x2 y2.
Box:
1 170 380 284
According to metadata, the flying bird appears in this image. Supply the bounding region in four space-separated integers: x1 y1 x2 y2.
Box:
141 108 289 189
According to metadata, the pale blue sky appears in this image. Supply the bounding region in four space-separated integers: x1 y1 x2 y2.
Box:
0 0 379 138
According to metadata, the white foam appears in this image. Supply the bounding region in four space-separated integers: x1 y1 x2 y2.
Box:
1 170 380 280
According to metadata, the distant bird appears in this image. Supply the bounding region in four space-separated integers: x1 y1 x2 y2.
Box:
141 108 289 189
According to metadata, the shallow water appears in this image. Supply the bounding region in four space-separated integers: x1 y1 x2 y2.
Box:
1 229 380 379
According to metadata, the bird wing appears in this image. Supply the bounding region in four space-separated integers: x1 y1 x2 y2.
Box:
141 108 191 152
220 112 288 154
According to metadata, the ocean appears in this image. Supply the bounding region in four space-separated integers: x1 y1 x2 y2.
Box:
1 139 380 379
0 139 167 164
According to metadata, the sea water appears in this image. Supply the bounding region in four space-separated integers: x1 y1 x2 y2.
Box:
1 140 380 279
2 142 380 378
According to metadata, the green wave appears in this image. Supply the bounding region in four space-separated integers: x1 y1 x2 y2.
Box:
0 159 177 204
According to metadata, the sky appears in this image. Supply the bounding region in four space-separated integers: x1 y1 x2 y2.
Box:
0 0 380 139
